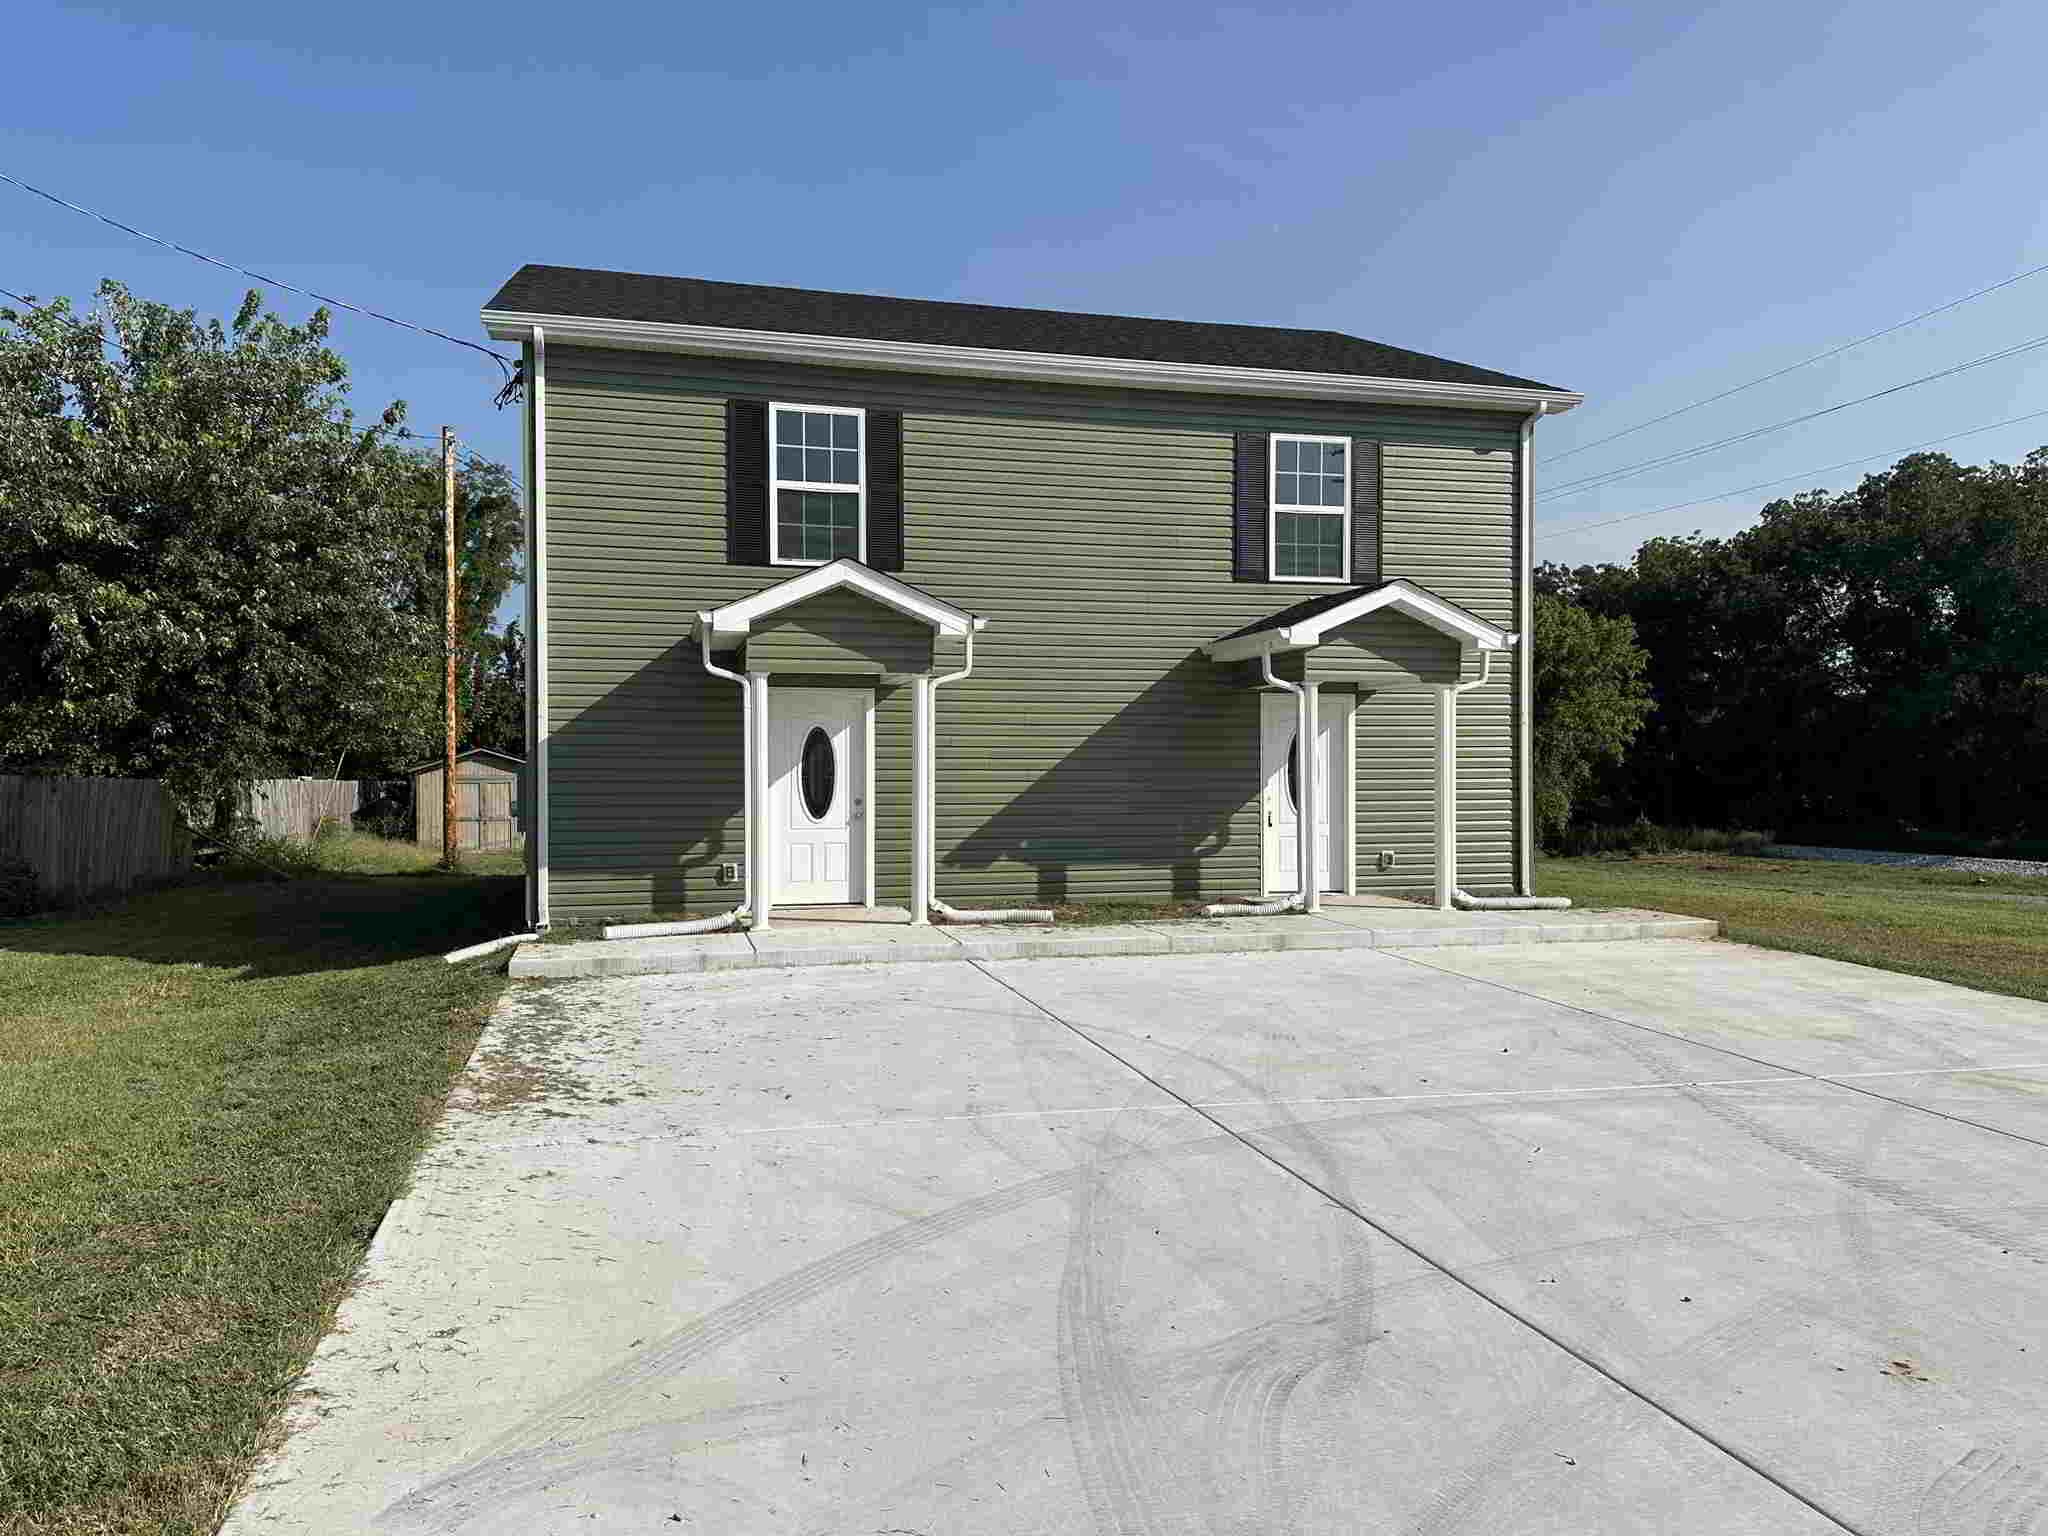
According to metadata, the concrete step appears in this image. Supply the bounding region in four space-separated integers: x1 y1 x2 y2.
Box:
508 910 1721 980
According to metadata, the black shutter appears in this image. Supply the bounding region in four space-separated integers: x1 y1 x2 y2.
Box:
866 409 905 571
1349 437 1382 584
726 398 770 565
1232 432 1269 581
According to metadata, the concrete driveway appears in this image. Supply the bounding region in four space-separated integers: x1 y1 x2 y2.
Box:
225 938 2048 1535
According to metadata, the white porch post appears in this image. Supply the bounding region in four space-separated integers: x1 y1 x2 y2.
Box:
1435 684 1457 911
749 671 774 931
1340 693 1359 896
911 673 933 924
1298 679 1321 912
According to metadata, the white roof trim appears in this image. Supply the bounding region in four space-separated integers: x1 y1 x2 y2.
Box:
1204 580 1514 663
480 308 1583 415
697 559 985 644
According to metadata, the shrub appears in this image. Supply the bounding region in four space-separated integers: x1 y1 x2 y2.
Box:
1772 823 2048 862
213 826 325 881
0 856 41 919
1550 822 1771 859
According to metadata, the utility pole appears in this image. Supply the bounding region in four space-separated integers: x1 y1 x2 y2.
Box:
442 426 459 870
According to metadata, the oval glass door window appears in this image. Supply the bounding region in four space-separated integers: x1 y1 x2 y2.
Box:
1284 732 1300 812
799 727 836 820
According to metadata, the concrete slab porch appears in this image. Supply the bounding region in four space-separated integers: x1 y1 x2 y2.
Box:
510 905 1720 980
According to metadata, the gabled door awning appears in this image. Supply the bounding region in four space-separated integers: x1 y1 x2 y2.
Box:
1203 578 1512 662
697 558 986 646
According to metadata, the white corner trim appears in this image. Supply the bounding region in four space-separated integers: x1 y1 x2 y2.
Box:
698 558 984 643
1204 579 1514 663
526 325 549 929
479 307 1583 415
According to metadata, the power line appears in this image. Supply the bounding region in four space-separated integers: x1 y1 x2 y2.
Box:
0 168 514 382
1538 324 2048 503
1550 254 2048 466
1540 403 2048 544
0 285 29 306
393 427 502 471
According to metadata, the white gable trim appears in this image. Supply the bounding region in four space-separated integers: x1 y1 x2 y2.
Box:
697 559 984 645
480 307 1583 416
1205 580 1513 663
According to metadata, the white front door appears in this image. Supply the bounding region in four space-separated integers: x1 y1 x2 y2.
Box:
1262 692 1342 894
769 688 867 906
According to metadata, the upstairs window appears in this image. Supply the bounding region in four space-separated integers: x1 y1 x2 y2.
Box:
771 403 865 565
1269 434 1348 582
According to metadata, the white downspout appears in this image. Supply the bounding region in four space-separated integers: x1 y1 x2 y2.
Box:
926 631 1049 924
748 671 773 931
607 626 754 940
911 671 933 925
1516 401 1551 897
1205 651 1311 917
1441 646 1570 912
1437 648 1495 910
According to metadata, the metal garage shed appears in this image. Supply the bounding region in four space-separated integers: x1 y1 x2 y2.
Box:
410 748 525 852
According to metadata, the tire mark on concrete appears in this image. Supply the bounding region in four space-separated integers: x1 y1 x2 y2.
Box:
1917 1448 2048 1535
376 1097 1284 1532
969 959 1873 1536
1597 1028 2047 1267
376 1158 1103 1528
1058 1152 1168 1536
1067 1015 1382 1536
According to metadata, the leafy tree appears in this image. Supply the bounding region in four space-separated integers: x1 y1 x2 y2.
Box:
463 622 526 758
1540 447 2048 840
391 446 524 747
0 282 439 824
1531 592 1653 843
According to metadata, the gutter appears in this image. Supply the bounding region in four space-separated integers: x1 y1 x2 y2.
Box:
479 308 1585 416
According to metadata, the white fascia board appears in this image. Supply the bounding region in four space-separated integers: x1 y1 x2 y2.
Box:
1204 581 1514 663
1333 582 1513 650
1205 628 1301 664
480 308 1583 415
697 558 981 643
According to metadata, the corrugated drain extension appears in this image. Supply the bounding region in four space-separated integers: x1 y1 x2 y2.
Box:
962 957 1869 1536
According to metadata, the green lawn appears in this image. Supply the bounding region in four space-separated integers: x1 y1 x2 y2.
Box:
1541 852 2048 1004
0 848 523 1535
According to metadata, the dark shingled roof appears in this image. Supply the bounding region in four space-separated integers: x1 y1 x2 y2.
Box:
485 264 1563 392
1213 583 1398 643
1212 579 1495 644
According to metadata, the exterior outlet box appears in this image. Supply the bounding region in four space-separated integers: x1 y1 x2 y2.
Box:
1378 850 1397 871
718 862 740 885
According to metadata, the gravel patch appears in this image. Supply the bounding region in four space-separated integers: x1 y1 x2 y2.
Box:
1765 843 2048 877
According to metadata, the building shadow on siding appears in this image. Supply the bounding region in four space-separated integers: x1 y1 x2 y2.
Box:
546 637 747 917
946 656 1255 904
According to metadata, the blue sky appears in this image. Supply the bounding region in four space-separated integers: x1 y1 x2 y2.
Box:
8 0 2048 613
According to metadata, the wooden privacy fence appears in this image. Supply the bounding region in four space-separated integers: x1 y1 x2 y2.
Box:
0 776 193 903
244 779 360 841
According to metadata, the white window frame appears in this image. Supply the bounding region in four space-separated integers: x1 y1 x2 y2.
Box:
769 401 867 567
1268 432 1351 585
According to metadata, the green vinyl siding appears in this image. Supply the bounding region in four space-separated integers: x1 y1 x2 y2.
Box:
1378 439 1519 895
540 344 1525 919
1277 610 1460 689
744 589 934 676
